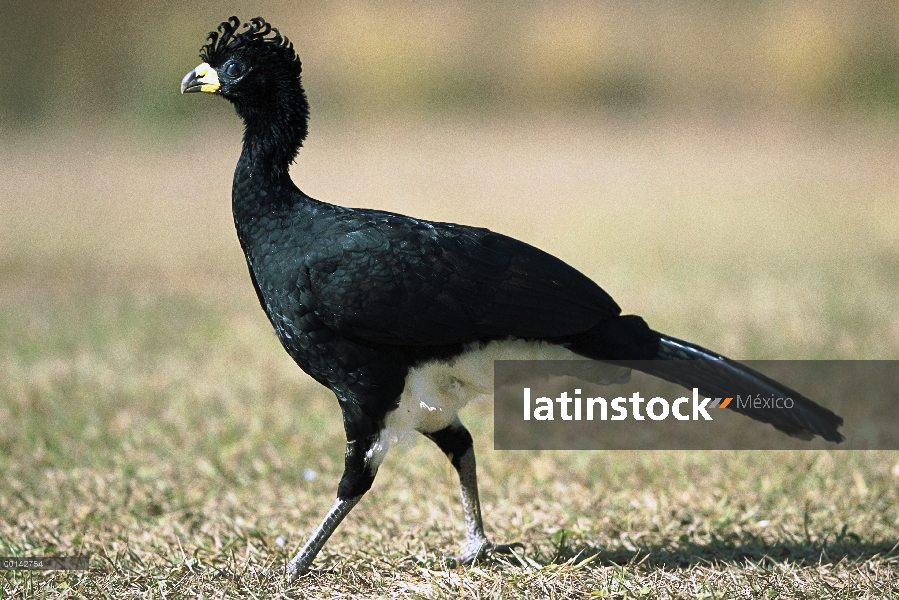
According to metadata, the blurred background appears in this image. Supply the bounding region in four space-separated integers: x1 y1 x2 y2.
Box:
0 0 899 412
3 1 899 128
2 0 897 356
2 0 898 362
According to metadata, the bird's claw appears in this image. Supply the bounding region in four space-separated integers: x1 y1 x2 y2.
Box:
284 561 336 581
444 540 525 568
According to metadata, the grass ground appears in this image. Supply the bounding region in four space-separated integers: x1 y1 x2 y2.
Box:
1 117 898 598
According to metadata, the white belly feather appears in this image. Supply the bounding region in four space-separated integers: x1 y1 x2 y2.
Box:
363 338 630 469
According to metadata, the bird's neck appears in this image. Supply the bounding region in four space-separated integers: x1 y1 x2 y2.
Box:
238 124 301 184
234 87 309 187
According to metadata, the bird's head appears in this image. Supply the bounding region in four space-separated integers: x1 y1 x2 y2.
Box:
181 16 301 102
182 17 309 165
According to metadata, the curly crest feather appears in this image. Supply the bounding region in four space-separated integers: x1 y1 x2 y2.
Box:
200 16 298 69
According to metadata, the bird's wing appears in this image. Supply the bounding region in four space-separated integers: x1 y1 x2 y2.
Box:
304 214 621 346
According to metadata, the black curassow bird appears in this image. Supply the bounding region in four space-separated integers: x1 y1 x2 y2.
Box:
181 17 843 578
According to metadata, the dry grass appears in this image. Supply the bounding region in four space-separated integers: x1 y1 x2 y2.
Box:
1 117 898 597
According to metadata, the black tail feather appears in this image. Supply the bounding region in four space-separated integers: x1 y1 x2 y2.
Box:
639 334 844 443
570 316 844 443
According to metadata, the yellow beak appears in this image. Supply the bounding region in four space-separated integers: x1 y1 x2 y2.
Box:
181 63 220 94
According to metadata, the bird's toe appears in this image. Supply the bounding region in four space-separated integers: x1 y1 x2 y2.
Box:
444 540 525 568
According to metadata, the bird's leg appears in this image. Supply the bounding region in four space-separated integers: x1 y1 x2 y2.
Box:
286 436 378 579
285 495 360 578
424 418 524 566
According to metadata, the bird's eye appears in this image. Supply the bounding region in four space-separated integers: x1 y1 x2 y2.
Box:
225 62 243 77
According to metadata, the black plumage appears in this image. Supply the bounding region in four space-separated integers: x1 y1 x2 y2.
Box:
181 17 843 578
